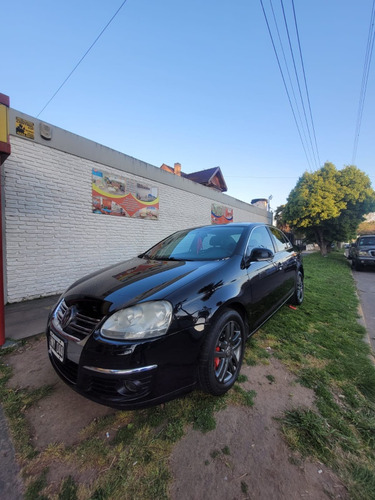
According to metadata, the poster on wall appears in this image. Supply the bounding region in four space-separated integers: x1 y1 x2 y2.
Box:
15 117 34 139
211 204 233 224
92 169 159 219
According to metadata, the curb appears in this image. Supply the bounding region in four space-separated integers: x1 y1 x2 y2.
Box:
354 280 375 365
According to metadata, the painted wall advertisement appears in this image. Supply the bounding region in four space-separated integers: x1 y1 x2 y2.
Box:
92 169 159 219
211 203 233 224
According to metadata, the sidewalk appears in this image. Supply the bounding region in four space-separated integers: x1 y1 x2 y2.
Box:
4 295 60 342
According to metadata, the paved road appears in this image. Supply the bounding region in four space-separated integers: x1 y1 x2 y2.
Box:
352 266 375 354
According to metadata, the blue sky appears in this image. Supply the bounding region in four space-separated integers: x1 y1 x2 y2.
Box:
1 0 374 212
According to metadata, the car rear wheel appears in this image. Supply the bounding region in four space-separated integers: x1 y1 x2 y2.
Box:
290 270 304 305
199 309 245 396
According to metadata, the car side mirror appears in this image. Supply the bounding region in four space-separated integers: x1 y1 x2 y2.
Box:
242 247 274 268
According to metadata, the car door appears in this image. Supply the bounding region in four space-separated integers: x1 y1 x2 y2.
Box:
243 225 280 331
267 226 297 304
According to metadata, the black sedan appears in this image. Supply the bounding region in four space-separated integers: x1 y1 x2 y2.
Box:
46 223 304 409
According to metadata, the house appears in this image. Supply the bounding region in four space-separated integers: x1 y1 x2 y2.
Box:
160 163 228 192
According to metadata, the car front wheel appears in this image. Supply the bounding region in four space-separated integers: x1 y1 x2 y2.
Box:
352 258 362 271
199 309 245 396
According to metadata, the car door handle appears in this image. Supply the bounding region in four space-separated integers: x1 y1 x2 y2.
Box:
274 263 283 271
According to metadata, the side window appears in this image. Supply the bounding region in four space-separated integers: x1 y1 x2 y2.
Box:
246 226 274 255
268 227 291 252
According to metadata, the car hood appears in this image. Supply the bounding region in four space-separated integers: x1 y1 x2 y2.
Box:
64 257 227 312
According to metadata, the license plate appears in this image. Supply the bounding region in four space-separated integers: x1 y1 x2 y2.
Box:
49 332 65 362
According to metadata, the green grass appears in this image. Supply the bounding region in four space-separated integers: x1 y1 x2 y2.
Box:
230 385 257 407
1 252 375 498
266 374 276 384
257 252 375 500
241 481 249 494
24 469 48 500
67 392 229 499
58 476 78 500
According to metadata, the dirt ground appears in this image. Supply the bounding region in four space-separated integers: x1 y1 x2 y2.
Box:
4 336 348 499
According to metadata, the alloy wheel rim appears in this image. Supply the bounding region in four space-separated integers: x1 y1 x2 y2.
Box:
297 274 304 302
213 320 242 384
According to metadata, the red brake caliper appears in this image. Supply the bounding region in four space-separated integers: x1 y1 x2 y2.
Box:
214 346 220 369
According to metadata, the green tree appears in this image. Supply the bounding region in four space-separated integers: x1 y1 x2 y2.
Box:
281 163 375 255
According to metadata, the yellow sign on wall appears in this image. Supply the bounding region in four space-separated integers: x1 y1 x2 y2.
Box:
16 117 34 140
0 104 9 143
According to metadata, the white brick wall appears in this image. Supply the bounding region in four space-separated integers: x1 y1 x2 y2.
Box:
4 134 269 303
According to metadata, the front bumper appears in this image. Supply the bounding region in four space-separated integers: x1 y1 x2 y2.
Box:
48 347 160 407
47 322 199 409
357 257 375 267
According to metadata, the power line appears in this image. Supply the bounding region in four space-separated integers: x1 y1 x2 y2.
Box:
280 0 318 169
269 1 315 168
225 175 299 179
37 0 128 117
260 0 320 171
291 0 321 167
352 0 375 165
259 0 314 171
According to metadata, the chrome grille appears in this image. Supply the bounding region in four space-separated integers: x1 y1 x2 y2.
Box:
56 300 102 341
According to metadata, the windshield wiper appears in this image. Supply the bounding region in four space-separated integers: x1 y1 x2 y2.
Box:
140 254 192 261
168 257 193 261
155 256 194 261
157 256 184 261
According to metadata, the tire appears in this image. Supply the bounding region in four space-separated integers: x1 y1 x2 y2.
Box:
199 309 245 396
353 259 362 271
290 270 304 306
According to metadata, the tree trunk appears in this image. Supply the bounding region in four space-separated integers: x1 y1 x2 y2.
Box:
315 229 329 256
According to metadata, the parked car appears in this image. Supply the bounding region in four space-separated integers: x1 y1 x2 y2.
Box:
350 235 375 271
46 223 304 409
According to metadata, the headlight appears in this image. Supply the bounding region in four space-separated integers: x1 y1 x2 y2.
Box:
101 301 173 340
358 251 368 256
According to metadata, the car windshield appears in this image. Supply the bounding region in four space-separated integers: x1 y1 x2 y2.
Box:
359 237 375 246
142 226 246 261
